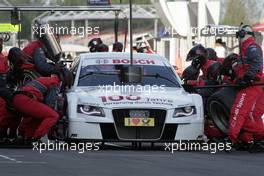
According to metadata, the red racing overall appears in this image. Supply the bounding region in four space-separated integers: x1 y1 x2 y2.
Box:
13 76 60 139
0 53 19 138
229 37 263 143
22 40 43 72
23 40 43 58
237 92 264 142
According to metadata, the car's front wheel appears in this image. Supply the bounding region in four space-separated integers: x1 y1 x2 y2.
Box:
47 96 69 141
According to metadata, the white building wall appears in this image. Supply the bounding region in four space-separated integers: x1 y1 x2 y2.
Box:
153 0 220 72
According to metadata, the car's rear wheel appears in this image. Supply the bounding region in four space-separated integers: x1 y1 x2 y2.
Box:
207 88 237 134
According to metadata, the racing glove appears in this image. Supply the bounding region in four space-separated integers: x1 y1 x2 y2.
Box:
235 78 252 89
243 74 255 83
236 74 258 89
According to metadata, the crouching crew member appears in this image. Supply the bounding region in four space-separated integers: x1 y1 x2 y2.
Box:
12 68 72 141
0 40 18 142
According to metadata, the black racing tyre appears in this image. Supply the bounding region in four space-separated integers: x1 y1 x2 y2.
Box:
207 88 237 134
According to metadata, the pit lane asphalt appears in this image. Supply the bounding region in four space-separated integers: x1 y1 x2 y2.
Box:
1 143 264 176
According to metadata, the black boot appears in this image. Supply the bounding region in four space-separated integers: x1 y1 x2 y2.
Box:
233 141 251 151
14 135 26 145
0 132 8 144
7 133 18 144
248 141 264 153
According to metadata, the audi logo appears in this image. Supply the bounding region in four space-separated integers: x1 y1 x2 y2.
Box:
129 110 150 118
95 59 109 64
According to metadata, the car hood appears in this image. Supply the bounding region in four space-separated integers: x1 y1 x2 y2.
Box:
70 86 194 109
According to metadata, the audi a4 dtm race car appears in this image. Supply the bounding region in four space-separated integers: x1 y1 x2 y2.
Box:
58 52 204 142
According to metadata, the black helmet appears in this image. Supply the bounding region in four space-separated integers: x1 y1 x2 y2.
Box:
8 47 28 69
206 48 217 61
223 53 239 67
88 38 103 52
113 42 123 52
181 65 200 81
186 44 207 61
96 43 109 52
222 53 239 75
207 62 222 81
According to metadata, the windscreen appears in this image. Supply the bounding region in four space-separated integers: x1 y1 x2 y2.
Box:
78 64 180 87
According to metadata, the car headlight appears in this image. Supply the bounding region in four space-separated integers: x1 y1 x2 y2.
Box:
173 106 196 117
77 105 105 117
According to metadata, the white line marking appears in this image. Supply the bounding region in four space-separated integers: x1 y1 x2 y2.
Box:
0 154 46 164
21 161 47 164
4 155 24 157
105 142 130 149
85 152 173 158
0 161 46 164
0 155 22 163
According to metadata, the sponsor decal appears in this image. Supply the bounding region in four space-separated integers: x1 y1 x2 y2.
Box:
112 59 156 65
99 95 173 106
231 93 246 128
124 117 155 127
82 58 165 66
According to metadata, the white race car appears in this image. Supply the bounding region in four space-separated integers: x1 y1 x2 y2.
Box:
64 52 204 142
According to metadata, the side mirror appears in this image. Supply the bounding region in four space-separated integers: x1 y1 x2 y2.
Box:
121 65 143 84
